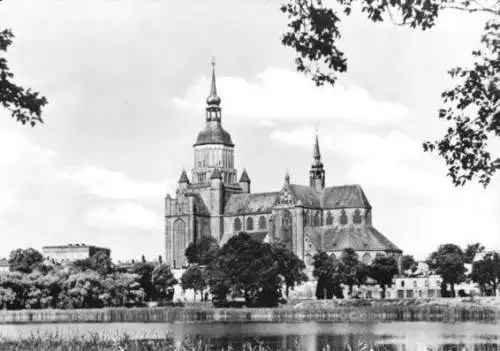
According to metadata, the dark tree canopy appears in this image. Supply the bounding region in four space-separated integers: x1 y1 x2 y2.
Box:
402 254 418 273
180 264 208 301
8 248 44 274
271 241 308 297
0 29 48 126
185 236 219 266
152 264 178 302
312 251 343 299
464 242 485 264
206 232 306 307
128 262 155 301
339 248 367 295
281 0 499 186
426 243 466 297
471 252 500 296
368 254 399 299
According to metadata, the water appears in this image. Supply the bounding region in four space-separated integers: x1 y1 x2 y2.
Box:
0 321 499 350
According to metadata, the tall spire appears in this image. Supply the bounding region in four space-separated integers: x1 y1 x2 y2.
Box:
206 57 221 107
313 131 321 161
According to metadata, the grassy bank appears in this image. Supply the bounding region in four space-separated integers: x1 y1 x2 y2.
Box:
0 298 499 324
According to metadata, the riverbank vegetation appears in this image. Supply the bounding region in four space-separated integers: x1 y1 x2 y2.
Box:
1 238 498 310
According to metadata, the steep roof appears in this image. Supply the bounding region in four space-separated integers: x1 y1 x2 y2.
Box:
286 184 371 209
321 185 372 209
210 168 222 179
224 192 279 215
305 225 401 252
288 185 321 207
178 170 189 183
239 169 251 183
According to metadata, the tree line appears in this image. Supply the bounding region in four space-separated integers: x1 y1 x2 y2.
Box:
1 238 498 310
0 249 178 310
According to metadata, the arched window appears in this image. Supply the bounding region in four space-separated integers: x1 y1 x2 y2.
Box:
340 210 348 225
281 210 293 250
173 219 186 268
246 217 254 231
362 253 371 265
313 212 321 227
234 218 242 232
326 211 333 225
304 210 309 226
353 209 362 224
258 216 267 230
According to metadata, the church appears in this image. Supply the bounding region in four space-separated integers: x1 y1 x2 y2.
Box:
165 62 402 270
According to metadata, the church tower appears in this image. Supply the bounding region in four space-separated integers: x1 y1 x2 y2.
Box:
191 59 237 185
309 133 325 191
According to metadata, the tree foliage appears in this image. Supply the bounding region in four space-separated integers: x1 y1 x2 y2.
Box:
426 243 466 297
180 264 208 301
128 262 155 301
402 254 418 273
338 248 368 296
271 241 308 297
8 248 44 274
152 264 177 302
312 252 343 299
206 232 306 307
464 242 485 264
0 29 48 125
368 254 399 299
185 236 220 266
280 0 500 186
471 252 500 296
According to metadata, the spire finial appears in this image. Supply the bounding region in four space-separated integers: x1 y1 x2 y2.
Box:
313 129 321 160
284 169 290 185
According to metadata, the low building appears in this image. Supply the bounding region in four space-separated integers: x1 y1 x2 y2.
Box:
0 259 9 273
42 244 110 262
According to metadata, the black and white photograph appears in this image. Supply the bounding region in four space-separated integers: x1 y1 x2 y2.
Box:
0 0 499 349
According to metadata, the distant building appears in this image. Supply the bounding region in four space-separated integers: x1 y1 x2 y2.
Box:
0 259 9 273
42 244 110 262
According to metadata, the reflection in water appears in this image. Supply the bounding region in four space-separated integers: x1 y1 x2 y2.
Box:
1 321 499 350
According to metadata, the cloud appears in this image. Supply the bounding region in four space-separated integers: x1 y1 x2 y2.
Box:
86 202 161 231
62 166 170 201
172 68 409 124
271 126 421 161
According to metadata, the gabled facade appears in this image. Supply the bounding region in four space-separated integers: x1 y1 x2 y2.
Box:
165 62 402 269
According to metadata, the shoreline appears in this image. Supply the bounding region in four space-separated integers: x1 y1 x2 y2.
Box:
0 301 499 324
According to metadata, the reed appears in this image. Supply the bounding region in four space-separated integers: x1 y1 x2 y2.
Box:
0 303 498 324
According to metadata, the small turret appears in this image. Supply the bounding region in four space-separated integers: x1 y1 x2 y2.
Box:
210 168 222 188
239 168 251 193
178 169 190 190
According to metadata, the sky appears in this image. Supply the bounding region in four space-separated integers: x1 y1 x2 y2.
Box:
0 0 499 262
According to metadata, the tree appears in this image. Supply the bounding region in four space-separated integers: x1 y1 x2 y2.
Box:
402 255 418 273
180 264 208 301
89 251 113 275
152 264 177 302
464 242 485 264
426 244 467 297
8 248 44 274
185 236 220 266
471 252 500 296
368 254 399 299
0 29 48 125
339 248 367 296
312 252 343 299
206 232 287 307
129 262 155 301
280 0 500 186
271 241 308 297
